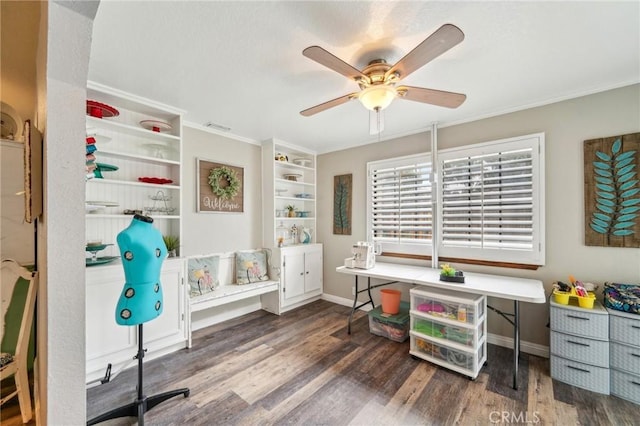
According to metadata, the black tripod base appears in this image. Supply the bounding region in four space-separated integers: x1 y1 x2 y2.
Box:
87 388 190 425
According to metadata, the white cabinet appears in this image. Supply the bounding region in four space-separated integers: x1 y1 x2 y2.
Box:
85 258 187 384
85 81 183 261
262 244 323 314
409 287 487 380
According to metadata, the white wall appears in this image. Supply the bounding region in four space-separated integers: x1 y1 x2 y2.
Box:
318 84 640 347
181 126 263 255
42 1 99 424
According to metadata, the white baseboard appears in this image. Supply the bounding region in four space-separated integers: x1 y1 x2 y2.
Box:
321 293 549 358
487 333 549 358
321 293 374 311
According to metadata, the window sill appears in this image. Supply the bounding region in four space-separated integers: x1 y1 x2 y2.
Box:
379 252 541 271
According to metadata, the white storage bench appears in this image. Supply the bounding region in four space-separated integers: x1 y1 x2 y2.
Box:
185 249 279 347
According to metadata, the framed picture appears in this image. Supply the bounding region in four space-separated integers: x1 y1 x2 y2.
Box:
584 132 640 248
197 158 244 213
333 173 352 235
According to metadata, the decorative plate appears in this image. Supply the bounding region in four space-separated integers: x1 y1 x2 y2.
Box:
85 204 102 213
283 173 303 181
86 256 119 267
138 176 173 184
96 162 119 172
86 200 119 207
292 158 312 167
86 100 119 118
86 128 112 144
85 243 113 252
140 119 172 133
142 143 177 159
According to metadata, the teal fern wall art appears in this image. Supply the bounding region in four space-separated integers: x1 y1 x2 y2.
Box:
333 174 352 235
585 133 640 248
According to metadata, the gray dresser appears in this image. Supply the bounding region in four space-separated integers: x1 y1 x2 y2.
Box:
608 308 640 405
550 298 610 394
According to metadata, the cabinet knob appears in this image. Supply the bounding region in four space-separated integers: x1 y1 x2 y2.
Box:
300 272 304 276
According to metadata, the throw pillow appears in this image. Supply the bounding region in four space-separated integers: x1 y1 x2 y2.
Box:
236 250 269 284
188 255 220 297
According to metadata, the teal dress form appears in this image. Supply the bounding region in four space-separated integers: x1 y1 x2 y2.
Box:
115 214 166 325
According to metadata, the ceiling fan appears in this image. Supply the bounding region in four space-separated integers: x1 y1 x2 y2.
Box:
300 24 467 126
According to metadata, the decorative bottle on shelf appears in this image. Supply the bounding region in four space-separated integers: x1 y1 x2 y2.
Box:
290 224 298 245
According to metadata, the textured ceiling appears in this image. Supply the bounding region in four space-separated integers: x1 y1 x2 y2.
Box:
88 1 640 154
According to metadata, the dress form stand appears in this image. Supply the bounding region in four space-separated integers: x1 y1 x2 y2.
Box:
87 214 189 425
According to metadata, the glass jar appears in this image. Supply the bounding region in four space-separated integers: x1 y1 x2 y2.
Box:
276 222 289 247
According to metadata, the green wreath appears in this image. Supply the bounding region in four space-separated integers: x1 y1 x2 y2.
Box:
208 166 240 199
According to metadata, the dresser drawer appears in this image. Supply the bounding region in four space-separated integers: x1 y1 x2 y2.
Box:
550 331 609 367
611 369 640 405
611 341 640 374
550 305 608 339
609 312 640 347
550 355 609 394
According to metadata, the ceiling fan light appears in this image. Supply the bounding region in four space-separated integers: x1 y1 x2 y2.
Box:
358 85 396 111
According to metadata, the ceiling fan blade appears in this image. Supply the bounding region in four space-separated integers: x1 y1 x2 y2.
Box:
300 93 357 116
397 86 466 108
386 24 464 81
303 46 369 83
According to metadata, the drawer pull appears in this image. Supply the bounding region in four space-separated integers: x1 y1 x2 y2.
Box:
631 353 640 358
632 325 640 330
567 315 589 320
632 381 640 387
567 340 589 347
567 365 590 373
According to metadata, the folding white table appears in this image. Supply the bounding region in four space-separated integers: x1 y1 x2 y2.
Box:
336 263 546 389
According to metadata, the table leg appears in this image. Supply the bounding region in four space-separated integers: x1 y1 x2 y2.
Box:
512 300 520 390
348 276 359 335
367 277 375 310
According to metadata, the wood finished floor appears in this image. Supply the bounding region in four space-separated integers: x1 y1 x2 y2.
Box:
3 300 639 425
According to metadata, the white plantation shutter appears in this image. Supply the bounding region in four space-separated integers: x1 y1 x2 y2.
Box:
366 134 545 266
438 134 545 265
367 154 433 255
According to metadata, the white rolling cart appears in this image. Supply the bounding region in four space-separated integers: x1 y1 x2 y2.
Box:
409 287 487 379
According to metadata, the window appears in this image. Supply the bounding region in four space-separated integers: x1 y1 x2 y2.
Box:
438 134 545 265
366 133 545 266
367 154 433 256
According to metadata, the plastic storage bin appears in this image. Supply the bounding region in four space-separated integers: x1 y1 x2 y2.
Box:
411 332 485 377
409 287 487 379
413 317 484 348
368 301 410 342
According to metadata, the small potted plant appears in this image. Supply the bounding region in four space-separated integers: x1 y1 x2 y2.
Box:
440 263 464 283
285 204 297 218
163 235 180 257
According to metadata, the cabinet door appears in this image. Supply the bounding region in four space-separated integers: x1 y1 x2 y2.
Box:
86 271 136 362
144 261 185 348
283 252 305 301
304 247 323 293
